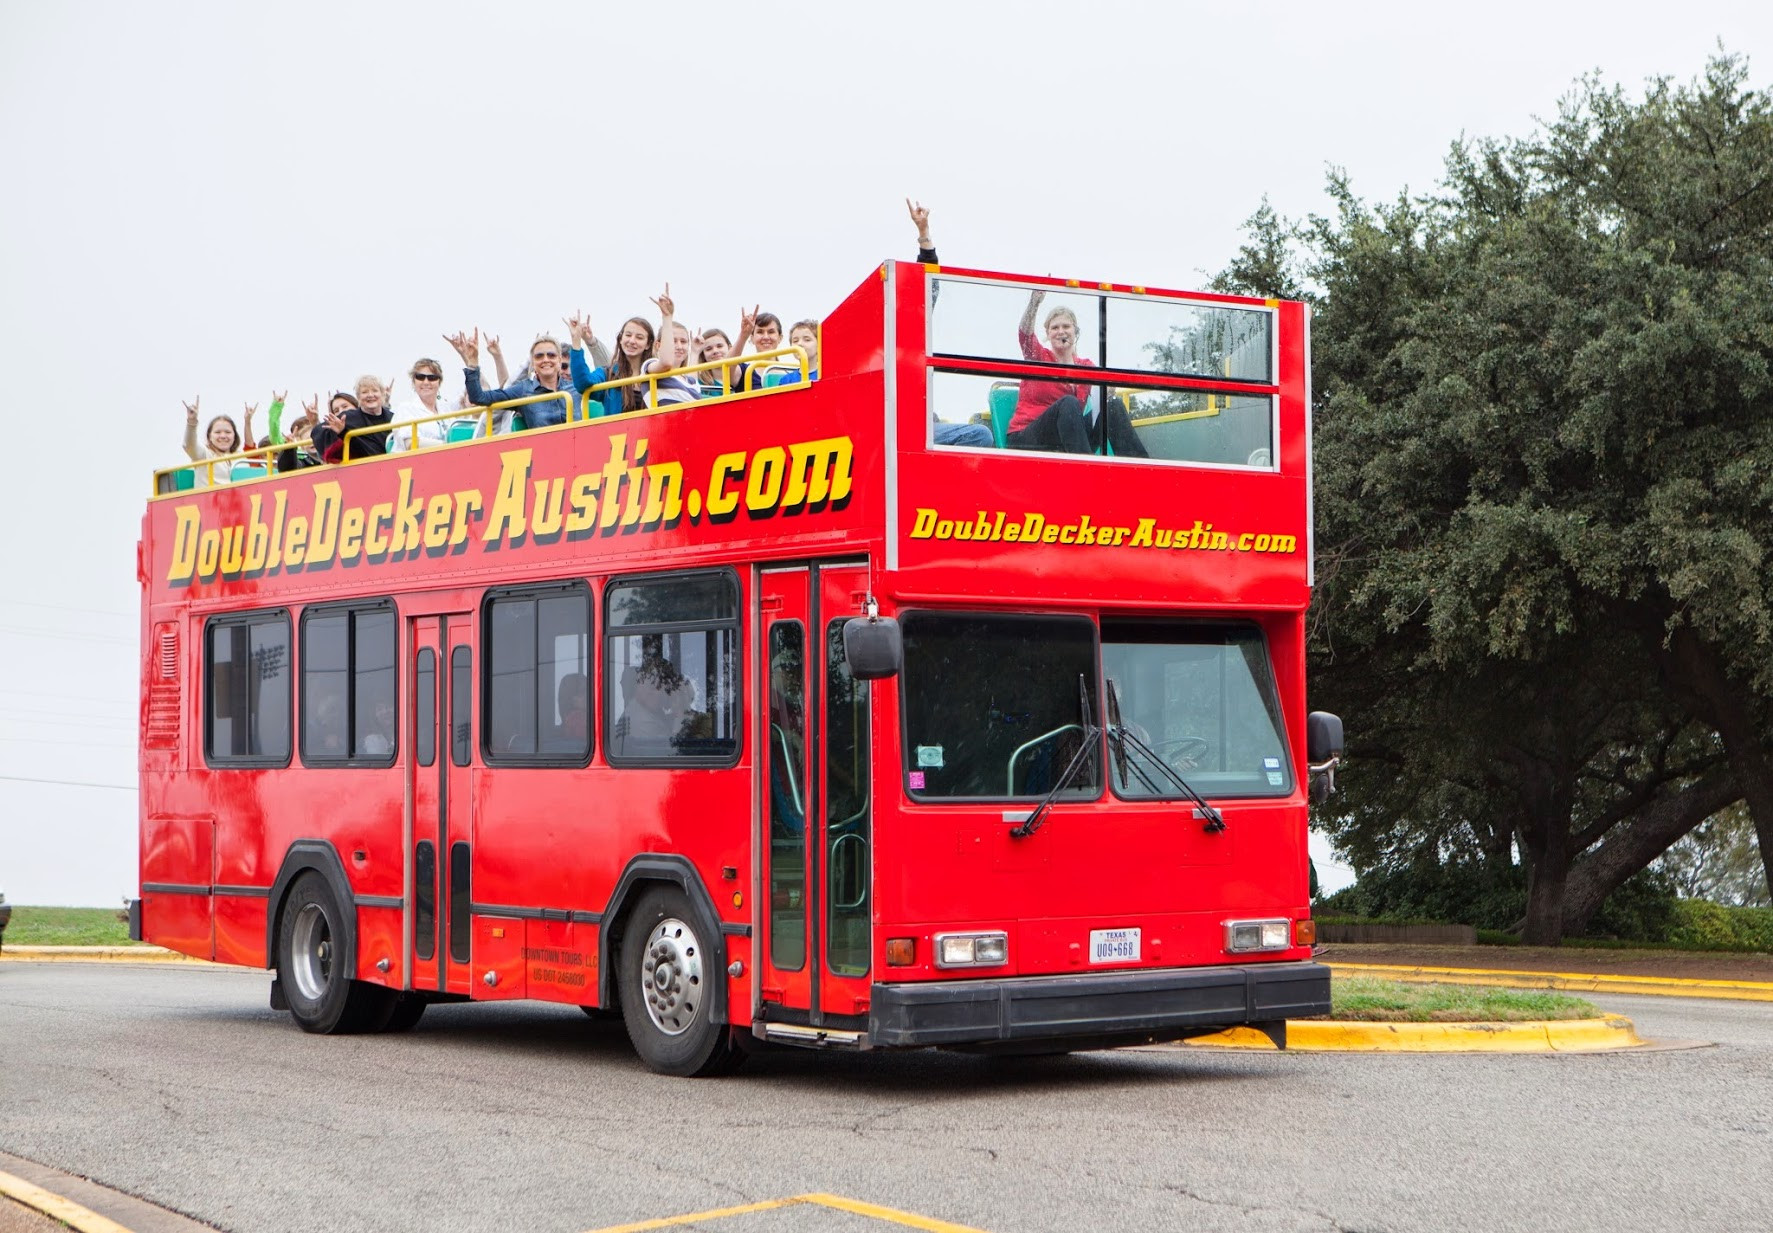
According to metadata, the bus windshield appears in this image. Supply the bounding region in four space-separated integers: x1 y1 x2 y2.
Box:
900 613 1100 799
1101 621 1292 800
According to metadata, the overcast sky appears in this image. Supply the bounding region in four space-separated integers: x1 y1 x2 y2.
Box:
2 1 1769 907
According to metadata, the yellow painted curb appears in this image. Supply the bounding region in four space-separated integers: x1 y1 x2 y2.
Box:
1189 1013 1641 1053
0 946 209 963
0 1169 135 1233
1330 961 1773 1002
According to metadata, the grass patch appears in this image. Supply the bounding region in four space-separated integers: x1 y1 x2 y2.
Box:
1327 975 1597 1022
3 905 141 947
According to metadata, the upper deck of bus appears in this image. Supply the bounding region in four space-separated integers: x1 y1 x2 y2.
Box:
140 261 1311 615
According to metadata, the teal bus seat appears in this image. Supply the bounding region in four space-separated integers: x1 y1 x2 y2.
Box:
446 420 476 443
987 384 1018 447
230 460 268 481
172 467 197 491
763 369 790 389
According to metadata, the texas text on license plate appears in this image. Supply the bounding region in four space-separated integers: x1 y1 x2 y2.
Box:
1089 928 1141 964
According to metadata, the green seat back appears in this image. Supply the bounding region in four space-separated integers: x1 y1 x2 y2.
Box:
230 461 267 481
172 467 197 491
762 369 788 389
987 384 1018 448
446 420 476 443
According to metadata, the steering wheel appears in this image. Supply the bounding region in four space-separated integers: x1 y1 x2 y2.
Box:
1153 736 1209 771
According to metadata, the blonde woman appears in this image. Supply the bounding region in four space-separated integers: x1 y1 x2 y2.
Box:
1008 290 1147 456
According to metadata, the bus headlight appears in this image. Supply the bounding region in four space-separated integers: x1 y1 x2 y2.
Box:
1223 919 1292 953
935 932 1009 968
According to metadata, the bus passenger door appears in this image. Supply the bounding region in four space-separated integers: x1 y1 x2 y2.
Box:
757 563 874 1032
409 612 475 998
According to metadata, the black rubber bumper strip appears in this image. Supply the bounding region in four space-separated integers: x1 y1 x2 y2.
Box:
868 960 1331 1047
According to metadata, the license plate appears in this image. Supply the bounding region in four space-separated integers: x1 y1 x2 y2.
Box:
1089 928 1141 964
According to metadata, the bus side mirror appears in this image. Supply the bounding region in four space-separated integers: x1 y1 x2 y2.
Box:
1307 711 1343 803
1307 712 1343 763
842 617 902 680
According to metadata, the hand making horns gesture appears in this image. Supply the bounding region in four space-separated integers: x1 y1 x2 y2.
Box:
907 197 931 237
183 395 200 425
650 283 674 320
563 312 590 347
444 328 480 367
484 332 503 361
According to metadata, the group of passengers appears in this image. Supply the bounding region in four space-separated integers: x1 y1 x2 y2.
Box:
175 200 1139 482
177 301 822 482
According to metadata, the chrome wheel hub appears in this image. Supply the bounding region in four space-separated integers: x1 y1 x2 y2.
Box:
290 903 333 1002
640 917 703 1035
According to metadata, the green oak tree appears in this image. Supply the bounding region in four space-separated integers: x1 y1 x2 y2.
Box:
1222 58 1773 942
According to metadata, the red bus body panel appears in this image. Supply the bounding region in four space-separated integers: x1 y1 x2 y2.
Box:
138 262 1324 1047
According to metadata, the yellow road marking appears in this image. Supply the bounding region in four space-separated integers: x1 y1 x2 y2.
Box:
0 1170 136 1233
583 1194 992 1233
1330 962 1773 1002
584 1197 805 1232
801 1193 993 1231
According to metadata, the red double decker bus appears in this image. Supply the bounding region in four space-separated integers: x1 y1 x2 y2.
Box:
133 260 1340 1074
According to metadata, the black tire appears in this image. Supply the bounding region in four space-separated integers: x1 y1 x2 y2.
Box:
381 994 428 1033
618 886 742 1077
275 871 398 1034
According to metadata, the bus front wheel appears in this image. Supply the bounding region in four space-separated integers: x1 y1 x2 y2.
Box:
276 871 397 1034
618 886 742 1076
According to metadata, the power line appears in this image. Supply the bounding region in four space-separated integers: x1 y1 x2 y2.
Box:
0 625 135 646
0 773 136 791
0 599 133 619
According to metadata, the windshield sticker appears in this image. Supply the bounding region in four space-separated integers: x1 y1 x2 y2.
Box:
1267 771 1284 786
908 771 926 790
1263 757 1281 769
916 745 945 769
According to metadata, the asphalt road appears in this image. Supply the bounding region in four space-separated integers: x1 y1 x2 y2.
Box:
1 963 1769 1233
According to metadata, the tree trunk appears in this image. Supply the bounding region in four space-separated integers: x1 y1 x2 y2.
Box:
1559 767 1742 936
1662 628 1773 901
1517 784 1575 946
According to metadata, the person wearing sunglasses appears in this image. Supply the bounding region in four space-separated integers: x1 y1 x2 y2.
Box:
447 329 579 433
388 359 457 452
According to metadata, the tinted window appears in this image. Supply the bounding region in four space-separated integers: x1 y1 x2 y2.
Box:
205 614 291 764
1102 622 1292 800
605 573 740 764
900 613 1098 799
484 586 591 762
301 604 396 764
415 648 436 767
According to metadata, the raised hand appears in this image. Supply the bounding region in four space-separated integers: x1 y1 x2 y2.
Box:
739 304 758 333
182 395 200 425
324 408 346 434
382 375 396 401
907 197 931 240
444 329 480 366
302 395 319 420
271 389 288 406
484 332 503 359
650 282 674 320
563 313 589 347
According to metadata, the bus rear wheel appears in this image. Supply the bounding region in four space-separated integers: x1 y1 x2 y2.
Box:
618 886 742 1076
276 871 397 1034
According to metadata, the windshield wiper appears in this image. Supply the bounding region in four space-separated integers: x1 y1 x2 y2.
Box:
1105 678 1225 833
1009 675 1097 840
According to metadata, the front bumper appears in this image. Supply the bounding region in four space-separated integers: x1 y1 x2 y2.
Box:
869 960 1329 1048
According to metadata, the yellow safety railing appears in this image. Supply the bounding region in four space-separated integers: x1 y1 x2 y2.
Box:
152 351 808 494
151 440 301 496
340 390 573 460
577 346 810 421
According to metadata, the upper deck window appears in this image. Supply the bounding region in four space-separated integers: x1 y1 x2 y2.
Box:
926 277 1273 384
